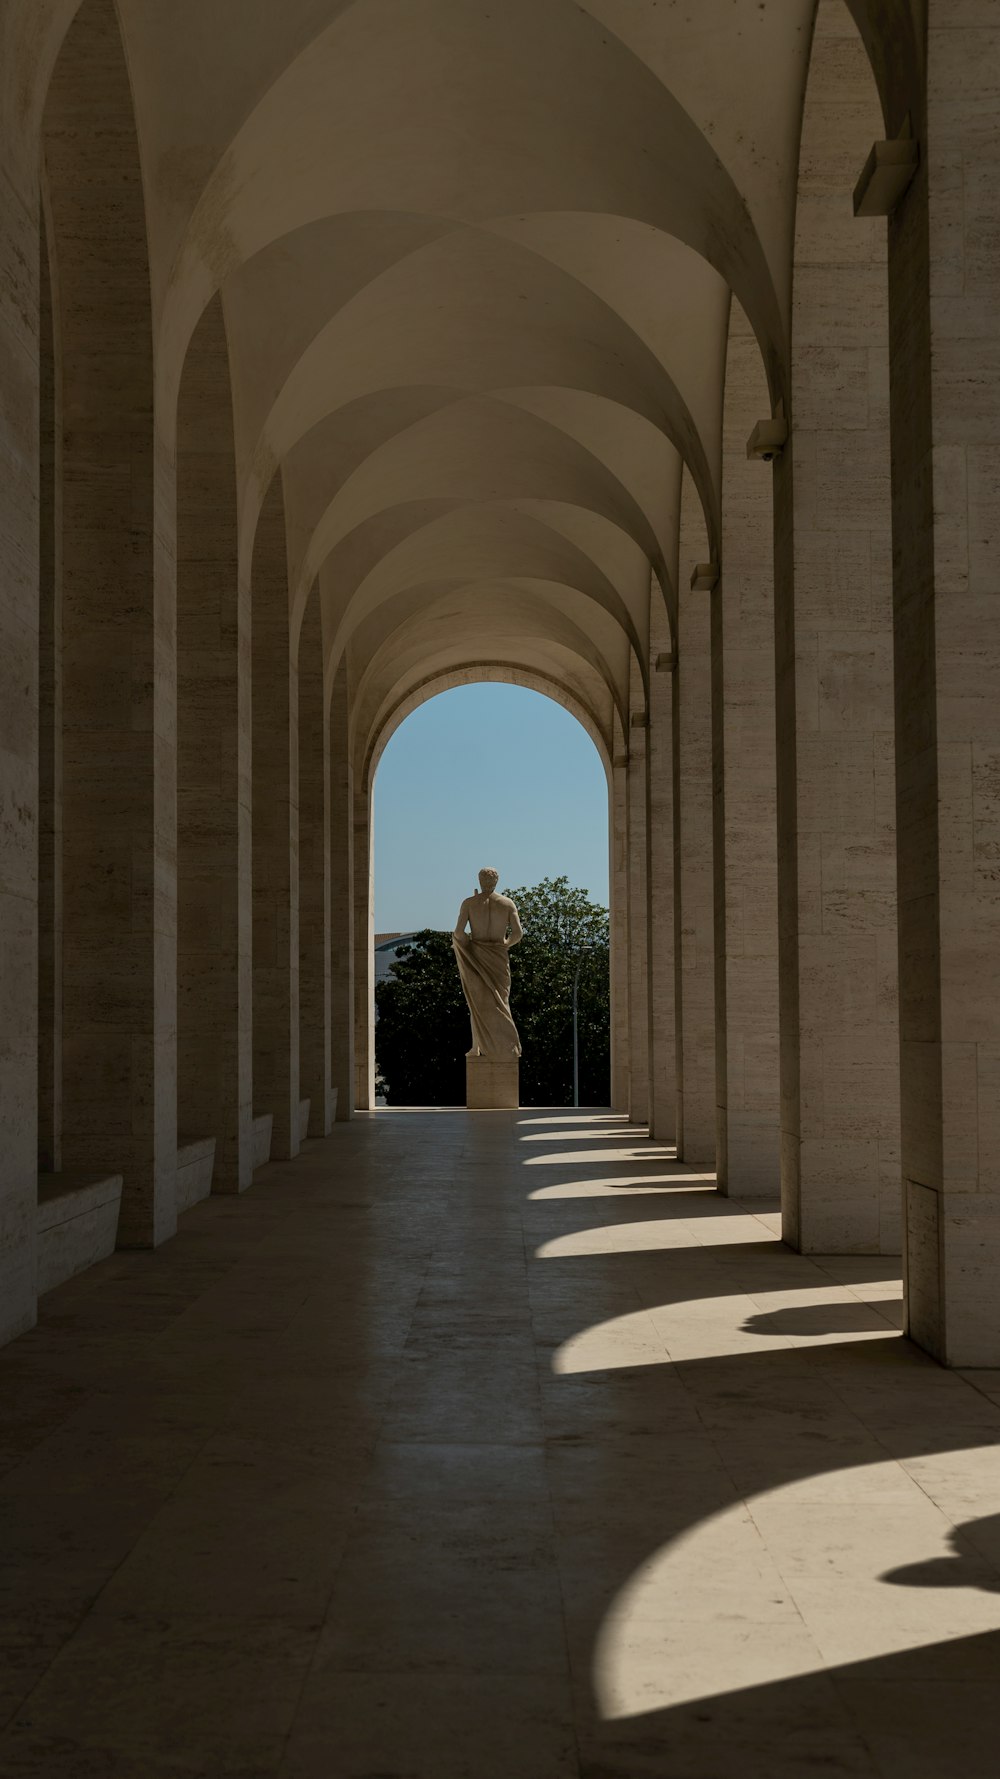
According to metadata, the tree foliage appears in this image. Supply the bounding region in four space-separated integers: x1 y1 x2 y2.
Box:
374 931 469 1106
374 875 610 1107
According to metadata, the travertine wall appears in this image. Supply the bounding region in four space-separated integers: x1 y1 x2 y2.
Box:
353 782 375 1111
779 0 899 1253
647 583 676 1144
298 588 333 1136
715 300 780 1199
627 656 650 1125
887 2 1000 1362
46 0 177 1248
610 731 630 1115
0 36 43 1342
1 0 998 1370
675 469 716 1168
37 209 61 1175
328 656 355 1120
177 295 251 1191
251 475 300 1161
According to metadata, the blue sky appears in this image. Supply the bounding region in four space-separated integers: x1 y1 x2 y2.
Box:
374 684 609 933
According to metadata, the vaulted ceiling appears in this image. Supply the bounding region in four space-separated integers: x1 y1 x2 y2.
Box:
31 0 899 769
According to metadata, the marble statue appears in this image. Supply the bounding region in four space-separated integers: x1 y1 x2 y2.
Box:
453 868 523 1059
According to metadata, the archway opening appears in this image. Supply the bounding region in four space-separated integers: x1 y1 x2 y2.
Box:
372 682 611 1108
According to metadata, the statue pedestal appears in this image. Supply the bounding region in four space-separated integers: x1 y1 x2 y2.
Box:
466 1055 519 1109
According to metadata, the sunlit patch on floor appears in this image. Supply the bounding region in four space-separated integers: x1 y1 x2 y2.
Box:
551 1307 669 1373
549 1286 903 1372
522 1147 681 1167
518 1130 676 1145
528 1175 717 1199
593 1459 1000 1720
536 1216 720 1258
516 1114 631 1128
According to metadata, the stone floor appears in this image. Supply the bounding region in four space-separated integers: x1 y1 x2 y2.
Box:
2 1110 1000 1776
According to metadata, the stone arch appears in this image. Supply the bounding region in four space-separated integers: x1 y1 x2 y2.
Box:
176 293 249 1194
366 666 613 797
296 577 334 1138
356 666 614 1112
776 0 899 1256
159 0 787 404
250 471 300 1162
42 0 173 1247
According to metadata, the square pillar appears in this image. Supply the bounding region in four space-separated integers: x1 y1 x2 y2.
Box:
647 582 677 1145
887 6 1000 1361
298 590 332 1137
675 469 716 1168
328 652 354 1120
251 476 299 1162
716 303 780 1199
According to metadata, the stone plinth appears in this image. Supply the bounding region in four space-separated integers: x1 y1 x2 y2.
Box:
176 1137 217 1213
37 1172 123 1295
252 1114 273 1172
466 1056 519 1109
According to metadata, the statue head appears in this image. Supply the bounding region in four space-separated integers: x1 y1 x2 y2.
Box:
478 866 499 894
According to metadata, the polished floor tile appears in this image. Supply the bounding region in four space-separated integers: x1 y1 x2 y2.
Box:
1 1109 999 1775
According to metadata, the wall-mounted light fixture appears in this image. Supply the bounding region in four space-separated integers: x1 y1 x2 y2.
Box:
746 418 788 463
689 561 720 591
853 126 919 217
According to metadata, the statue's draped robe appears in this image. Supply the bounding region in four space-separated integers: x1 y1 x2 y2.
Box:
453 937 521 1058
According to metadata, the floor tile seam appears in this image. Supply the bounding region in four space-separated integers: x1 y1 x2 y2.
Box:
662 1347 886 1531
0 1597 98 1738
276 1211 443 1764
880 1451 1000 1576
815 1349 1000 1465
0 1395 105 1484
732 1499 896 1773
957 1370 1000 1417
0 1420 223 1737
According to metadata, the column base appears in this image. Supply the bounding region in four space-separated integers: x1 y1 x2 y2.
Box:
466 1055 519 1109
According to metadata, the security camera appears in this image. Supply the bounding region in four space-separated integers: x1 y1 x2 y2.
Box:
746 418 788 462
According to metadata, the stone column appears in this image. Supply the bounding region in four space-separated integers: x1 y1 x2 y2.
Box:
177 295 252 1191
647 582 677 1145
627 663 650 1125
298 588 332 1136
353 780 375 1111
47 3 177 1249
885 5 1000 1361
714 300 780 1199
0 64 41 1339
37 207 61 1174
675 469 716 1168
328 654 354 1120
775 4 899 1253
251 475 299 1161
609 728 630 1114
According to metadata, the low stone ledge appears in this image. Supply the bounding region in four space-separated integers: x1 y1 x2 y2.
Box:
252 1113 273 1172
176 1135 216 1213
37 1172 123 1295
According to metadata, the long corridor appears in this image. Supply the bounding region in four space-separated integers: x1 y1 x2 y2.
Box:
3 1112 1000 1776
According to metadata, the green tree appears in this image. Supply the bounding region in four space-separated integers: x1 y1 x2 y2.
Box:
374 931 468 1105
503 875 610 1106
374 877 610 1106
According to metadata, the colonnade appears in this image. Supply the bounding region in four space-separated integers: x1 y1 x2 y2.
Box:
1 0 998 1367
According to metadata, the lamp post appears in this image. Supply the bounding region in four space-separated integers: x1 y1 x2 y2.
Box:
570 941 597 1108
572 955 582 1109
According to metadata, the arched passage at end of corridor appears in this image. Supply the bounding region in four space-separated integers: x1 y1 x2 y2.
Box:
364 679 614 1113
